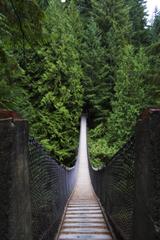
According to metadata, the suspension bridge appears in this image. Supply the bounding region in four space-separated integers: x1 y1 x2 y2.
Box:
57 116 112 239
0 109 160 240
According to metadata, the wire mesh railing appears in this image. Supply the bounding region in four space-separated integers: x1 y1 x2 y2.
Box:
28 137 78 240
0 110 79 240
89 109 160 240
1 109 160 240
89 136 135 240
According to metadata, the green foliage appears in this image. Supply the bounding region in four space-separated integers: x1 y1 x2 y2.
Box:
88 125 116 168
37 0 49 9
23 0 83 164
107 46 150 147
145 10 160 107
125 0 149 46
147 44 160 105
89 45 151 163
80 18 109 124
0 0 83 165
89 0 130 123
0 44 35 119
151 10 160 41
0 0 43 117
0 0 43 46
76 0 92 18
78 0 132 126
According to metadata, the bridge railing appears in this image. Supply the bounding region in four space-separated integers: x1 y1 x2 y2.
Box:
0 110 78 240
89 108 160 240
28 137 78 240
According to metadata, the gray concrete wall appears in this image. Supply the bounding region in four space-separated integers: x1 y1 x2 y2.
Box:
134 109 160 240
0 118 32 240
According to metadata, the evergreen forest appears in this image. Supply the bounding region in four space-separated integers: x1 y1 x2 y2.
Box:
0 0 160 167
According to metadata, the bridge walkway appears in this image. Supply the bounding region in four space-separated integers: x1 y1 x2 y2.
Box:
57 116 112 240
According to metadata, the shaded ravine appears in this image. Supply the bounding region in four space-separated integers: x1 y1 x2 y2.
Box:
57 116 112 240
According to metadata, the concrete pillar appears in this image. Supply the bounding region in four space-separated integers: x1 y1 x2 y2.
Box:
0 111 32 240
134 108 160 240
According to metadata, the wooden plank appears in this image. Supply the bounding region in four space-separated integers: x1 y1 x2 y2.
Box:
68 207 100 209
59 234 112 239
68 204 99 207
67 207 100 210
66 210 102 214
68 203 99 205
61 228 110 233
66 214 103 218
63 222 107 227
64 218 105 223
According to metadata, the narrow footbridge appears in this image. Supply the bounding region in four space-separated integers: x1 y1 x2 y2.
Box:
57 117 112 239
0 109 160 240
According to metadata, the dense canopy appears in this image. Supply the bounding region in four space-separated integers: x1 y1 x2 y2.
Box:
0 0 160 166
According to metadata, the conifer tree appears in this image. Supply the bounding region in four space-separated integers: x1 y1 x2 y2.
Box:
151 10 160 41
147 11 160 105
0 0 43 116
89 45 151 163
107 45 150 150
76 0 92 18
23 0 84 164
80 18 109 124
88 0 131 120
125 0 149 46
37 0 49 9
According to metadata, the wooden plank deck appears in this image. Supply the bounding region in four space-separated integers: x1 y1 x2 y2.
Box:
56 117 112 240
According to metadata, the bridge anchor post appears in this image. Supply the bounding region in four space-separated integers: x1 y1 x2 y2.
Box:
134 109 160 240
0 111 32 240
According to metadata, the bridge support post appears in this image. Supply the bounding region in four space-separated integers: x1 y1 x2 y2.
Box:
134 109 160 240
0 113 32 240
